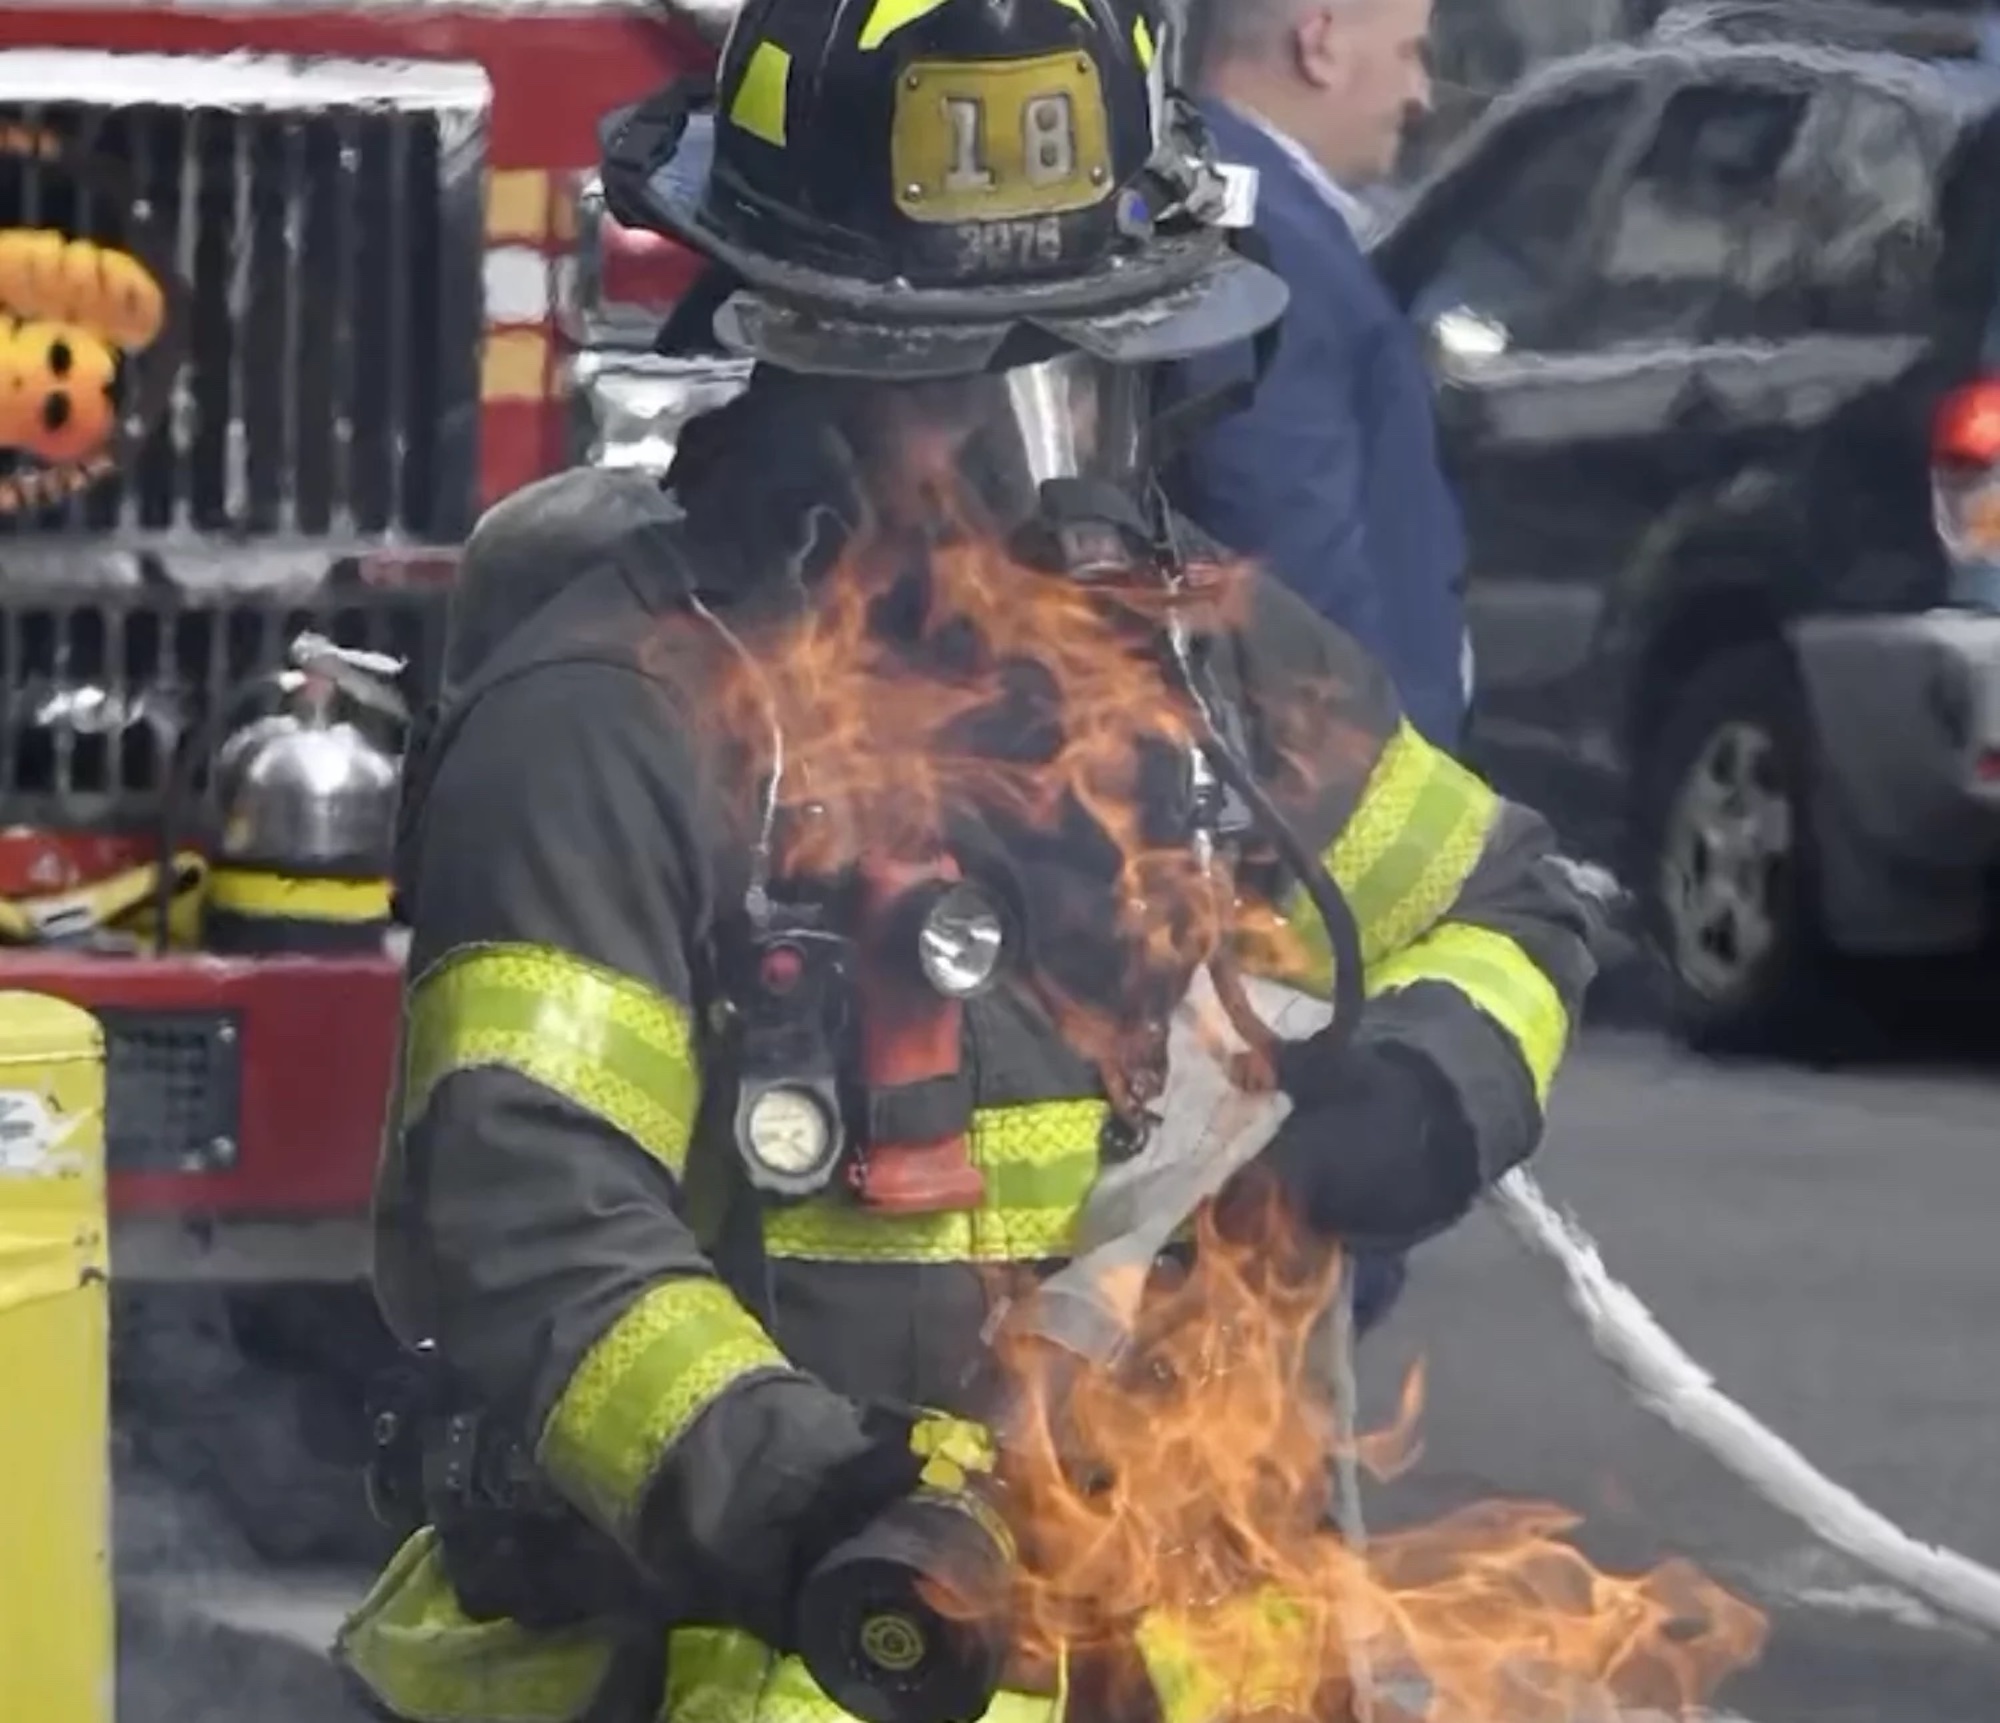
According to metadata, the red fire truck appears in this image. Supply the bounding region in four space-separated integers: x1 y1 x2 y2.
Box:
0 0 746 1550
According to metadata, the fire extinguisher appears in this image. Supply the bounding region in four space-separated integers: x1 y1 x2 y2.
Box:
162 631 408 955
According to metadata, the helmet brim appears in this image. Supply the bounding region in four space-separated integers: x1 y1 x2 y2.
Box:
710 255 1287 378
629 112 1289 378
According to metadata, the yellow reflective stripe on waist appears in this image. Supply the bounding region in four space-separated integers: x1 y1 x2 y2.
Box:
1368 923 1570 1103
1278 722 1499 996
761 1099 1106 1264
1136 1591 1320 1723
208 866 391 923
664 1625 1064 1723
538 1276 788 1541
401 942 700 1178
336 1528 617 1723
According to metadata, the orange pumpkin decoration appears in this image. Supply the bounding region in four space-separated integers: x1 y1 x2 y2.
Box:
0 317 118 465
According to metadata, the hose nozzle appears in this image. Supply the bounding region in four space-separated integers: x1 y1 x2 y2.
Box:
792 1488 1014 1723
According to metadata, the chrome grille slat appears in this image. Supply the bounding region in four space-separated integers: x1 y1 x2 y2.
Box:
332 111 361 537
225 115 252 527
279 120 305 537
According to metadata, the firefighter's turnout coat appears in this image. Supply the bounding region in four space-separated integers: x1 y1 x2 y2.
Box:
336 456 1595 1723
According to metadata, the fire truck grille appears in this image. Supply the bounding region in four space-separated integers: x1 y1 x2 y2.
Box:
0 66 486 542
0 589 447 828
98 1007 243 1175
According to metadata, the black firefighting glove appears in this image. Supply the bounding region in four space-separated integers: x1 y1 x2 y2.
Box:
1227 1040 1481 1252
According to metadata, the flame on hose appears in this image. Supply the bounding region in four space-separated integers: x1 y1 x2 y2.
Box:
984 1192 1768 1722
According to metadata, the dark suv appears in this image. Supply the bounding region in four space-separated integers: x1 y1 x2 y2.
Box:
1370 12 2000 1047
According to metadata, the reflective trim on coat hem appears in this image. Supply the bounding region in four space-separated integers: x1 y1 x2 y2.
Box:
335 1528 618 1723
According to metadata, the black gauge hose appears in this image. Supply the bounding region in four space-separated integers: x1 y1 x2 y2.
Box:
1196 725 1368 1081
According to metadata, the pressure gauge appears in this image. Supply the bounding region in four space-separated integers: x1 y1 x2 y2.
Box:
737 1082 843 1199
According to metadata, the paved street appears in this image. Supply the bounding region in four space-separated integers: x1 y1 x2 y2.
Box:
111 1003 2000 1722
1358 1018 2000 1722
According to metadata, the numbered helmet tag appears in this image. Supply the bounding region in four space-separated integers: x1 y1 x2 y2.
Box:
891 51 1114 226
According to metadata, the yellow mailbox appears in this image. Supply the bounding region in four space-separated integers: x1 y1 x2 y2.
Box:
0 991 111 1723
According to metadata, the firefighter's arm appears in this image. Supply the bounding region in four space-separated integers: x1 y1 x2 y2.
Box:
1232 584 1596 1240
387 657 922 1645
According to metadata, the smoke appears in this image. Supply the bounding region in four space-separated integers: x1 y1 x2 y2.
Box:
112 1284 385 1723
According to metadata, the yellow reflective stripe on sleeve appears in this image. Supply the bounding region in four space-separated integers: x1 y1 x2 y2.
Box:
538 1277 788 1540
761 1099 1105 1264
1133 13 1157 65
663 1625 1063 1723
401 942 700 1178
729 41 792 146
1279 722 1499 994
1330 721 1499 965
1369 922 1570 1104
336 1528 616 1723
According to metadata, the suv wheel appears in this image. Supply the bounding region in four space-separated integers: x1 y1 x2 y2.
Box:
1636 644 1830 1050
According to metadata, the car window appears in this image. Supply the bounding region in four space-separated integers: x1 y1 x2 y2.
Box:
1799 81 1941 335
1400 87 1642 349
1575 80 1814 348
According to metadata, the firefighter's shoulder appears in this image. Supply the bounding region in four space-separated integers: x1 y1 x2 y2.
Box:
1227 556 1398 727
434 467 723 748
1188 529 1408 849
1175 514 1399 736
448 466 686 686
401 470 725 877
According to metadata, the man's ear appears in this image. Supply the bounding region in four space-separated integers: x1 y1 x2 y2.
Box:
1291 4 1345 91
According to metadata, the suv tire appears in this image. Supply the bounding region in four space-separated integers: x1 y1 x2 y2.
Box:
1635 643 1835 1050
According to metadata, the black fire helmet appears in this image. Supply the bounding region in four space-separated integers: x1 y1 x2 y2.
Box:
599 0 1288 379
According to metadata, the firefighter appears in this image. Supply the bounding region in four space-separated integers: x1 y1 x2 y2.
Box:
334 1 1596 1720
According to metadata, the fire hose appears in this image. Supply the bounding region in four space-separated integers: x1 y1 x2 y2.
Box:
0 852 208 949
1489 1166 2000 1642
1069 689 2000 1648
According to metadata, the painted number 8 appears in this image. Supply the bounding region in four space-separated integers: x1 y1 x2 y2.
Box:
1023 94 1077 184
943 92 1078 193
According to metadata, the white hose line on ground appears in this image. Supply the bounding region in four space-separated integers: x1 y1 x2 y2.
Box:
1490 1167 2000 1639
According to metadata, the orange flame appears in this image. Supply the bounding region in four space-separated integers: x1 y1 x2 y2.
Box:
699 457 1299 1095
691 448 1767 1717
981 1193 1767 1722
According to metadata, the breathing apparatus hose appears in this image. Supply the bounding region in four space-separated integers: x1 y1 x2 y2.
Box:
1192 702 1368 1072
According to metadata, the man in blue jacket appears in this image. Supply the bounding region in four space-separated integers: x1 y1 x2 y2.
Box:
1168 0 1470 754
1168 0 1469 1334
